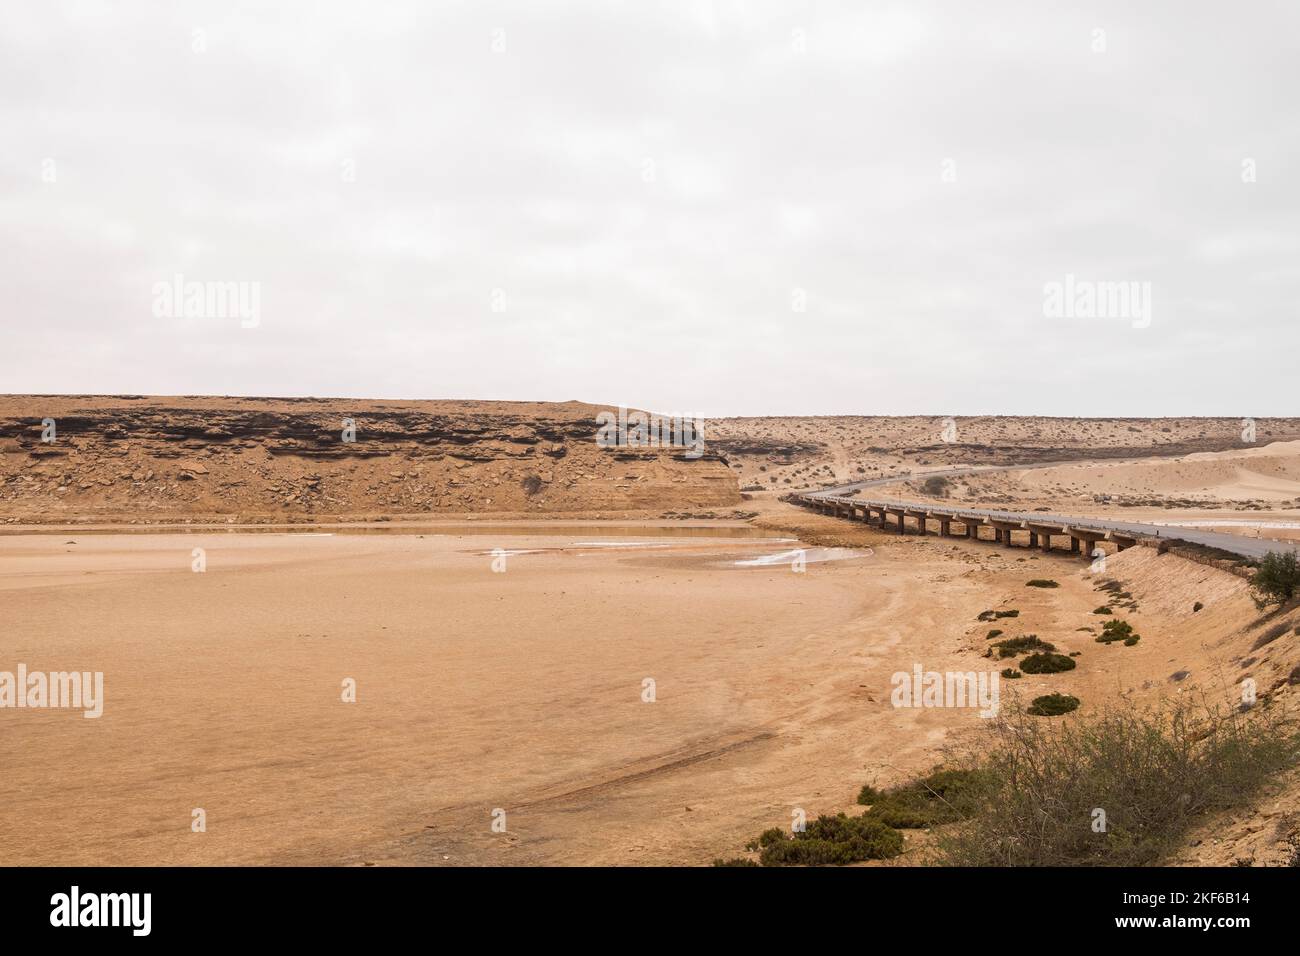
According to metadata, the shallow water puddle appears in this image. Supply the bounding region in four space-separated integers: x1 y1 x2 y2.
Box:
730 546 871 568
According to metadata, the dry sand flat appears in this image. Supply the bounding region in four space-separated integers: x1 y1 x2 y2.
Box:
5 510 1288 866
0 520 1111 865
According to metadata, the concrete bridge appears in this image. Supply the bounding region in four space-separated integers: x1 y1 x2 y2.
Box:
794 493 1142 558
792 471 1298 563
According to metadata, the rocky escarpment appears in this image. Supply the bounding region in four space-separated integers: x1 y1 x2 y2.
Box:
0 396 740 522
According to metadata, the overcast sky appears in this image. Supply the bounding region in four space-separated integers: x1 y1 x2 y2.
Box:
2 1 1297 417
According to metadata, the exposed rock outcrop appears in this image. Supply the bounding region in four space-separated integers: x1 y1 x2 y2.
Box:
0 396 739 521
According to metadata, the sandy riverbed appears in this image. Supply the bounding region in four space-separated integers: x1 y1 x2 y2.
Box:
0 514 1269 865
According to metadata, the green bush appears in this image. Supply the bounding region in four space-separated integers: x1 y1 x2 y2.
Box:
1001 668 1022 679
1027 579 1059 588
1250 550 1300 607
1020 653 1077 674
758 813 904 866
711 857 759 866
991 635 1055 658
1097 619 1139 644
1093 606 1113 615
858 769 990 829
986 629 1004 639
1027 693 1080 716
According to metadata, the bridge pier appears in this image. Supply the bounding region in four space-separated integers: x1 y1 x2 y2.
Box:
1026 525 1060 553
990 522 1019 547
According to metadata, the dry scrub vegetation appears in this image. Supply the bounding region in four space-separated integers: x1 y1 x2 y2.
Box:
717 700 1299 867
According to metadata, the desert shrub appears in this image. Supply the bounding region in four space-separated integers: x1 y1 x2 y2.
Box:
1251 620 1293 651
934 701 1300 866
1095 579 1138 609
1020 653 1077 674
758 813 904 865
857 769 990 829
1193 602 1204 613
922 476 952 497
986 629 1003 640
1027 693 1080 716
1001 668 1022 679
979 609 1019 621
520 475 544 496
1027 579 1059 588
1123 636 1140 647
991 635 1055 659
1250 551 1300 607
1093 606 1113 615
711 857 759 867
1286 833 1300 868
1097 619 1139 644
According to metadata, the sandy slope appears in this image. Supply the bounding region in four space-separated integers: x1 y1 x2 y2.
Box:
861 442 1300 544
709 415 1300 492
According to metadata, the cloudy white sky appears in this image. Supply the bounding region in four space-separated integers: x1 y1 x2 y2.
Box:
2 1 1297 416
